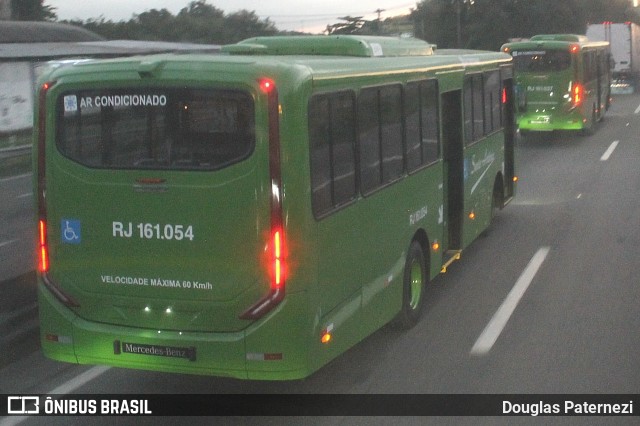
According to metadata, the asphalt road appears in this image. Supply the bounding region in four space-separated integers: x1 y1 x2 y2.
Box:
1 94 639 425
0 173 34 282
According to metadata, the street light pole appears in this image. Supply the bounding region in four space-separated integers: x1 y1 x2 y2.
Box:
456 0 462 48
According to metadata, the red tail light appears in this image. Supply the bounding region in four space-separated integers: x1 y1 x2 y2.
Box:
36 81 80 307
571 83 584 107
37 82 54 273
259 78 276 94
272 229 285 289
502 87 508 104
38 220 49 272
240 78 286 320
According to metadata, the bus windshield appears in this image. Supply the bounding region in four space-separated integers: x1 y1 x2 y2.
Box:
56 88 255 171
511 50 571 73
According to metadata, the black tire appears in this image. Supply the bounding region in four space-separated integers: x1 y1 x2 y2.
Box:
519 129 529 139
491 177 503 222
397 241 427 329
580 107 596 136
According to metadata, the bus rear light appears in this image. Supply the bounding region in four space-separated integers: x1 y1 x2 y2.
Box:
259 78 275 94
38 220 49 273
570 44 579 54
37 82 54 274
239 78 285 321
571 83 584 107
45 333 72 344
321 324 334 344
271 229 286 289
502 87 508 104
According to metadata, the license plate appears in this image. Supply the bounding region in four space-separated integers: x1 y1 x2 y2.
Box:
114 340 196 361
530 117 550 124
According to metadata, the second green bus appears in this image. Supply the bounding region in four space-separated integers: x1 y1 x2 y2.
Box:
502 34 611 136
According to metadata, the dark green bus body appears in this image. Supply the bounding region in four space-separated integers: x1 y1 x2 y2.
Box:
35 36 515 380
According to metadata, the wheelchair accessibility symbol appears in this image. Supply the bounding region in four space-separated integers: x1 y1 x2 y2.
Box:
61 219 81 244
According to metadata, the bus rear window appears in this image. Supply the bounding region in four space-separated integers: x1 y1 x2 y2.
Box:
512 50 571 73
56 89 254 170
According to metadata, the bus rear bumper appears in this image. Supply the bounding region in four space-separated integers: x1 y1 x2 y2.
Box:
38 282 312 380
517 113 584 132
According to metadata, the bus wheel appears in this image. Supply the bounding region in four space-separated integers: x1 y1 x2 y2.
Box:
398 241 427 328
581 107 596 136
491 177 503 222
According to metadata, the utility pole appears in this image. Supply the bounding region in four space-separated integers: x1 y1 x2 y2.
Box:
374 8 385 35
455 0 462 48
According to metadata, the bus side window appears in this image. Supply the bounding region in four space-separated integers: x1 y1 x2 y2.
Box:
484 71 501 134
358 84 403 194
405 79 439 172
463 77 473 145
309 91 357 217
379 85 403 183
464 74 485 145
358 87 382 194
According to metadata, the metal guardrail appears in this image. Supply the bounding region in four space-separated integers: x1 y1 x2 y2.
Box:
0 144 31 160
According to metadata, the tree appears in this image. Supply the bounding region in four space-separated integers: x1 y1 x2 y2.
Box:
223 10 277 41
325 16 367 35
10 0 56 21
581 0 635 24
412 0 636 51
411 0 465 48
61 1 278 44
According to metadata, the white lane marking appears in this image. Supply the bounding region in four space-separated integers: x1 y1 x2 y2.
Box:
17 192 32 199
600 140 619 161
634 104 640 114
0 239 18 249
48 365 111 394
0 173 32 184
0 414 25 426
471 247 550 356
0 366 110 426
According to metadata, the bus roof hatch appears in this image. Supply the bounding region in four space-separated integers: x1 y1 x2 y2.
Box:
222 35 436 57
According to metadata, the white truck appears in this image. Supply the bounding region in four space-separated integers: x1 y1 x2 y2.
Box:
587 22 640 93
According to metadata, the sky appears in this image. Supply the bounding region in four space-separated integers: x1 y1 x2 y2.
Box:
45 1 416 34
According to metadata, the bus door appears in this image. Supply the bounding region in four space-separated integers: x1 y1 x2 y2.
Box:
441 89 463 252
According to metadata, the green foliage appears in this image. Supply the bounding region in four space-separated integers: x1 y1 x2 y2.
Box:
28 0 640 48
412 0 638 50
326 16 367 35
11 0 56 21
59 1 278 44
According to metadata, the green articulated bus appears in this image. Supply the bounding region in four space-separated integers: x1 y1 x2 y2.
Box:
501 34 611 136
35 35 516 380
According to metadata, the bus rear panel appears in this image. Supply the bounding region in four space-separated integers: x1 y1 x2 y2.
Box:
36 60 315 379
